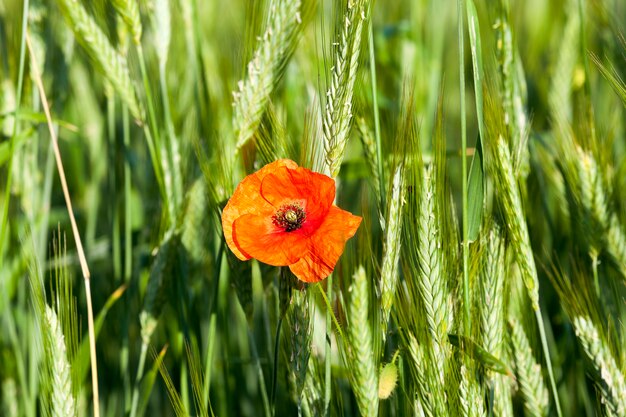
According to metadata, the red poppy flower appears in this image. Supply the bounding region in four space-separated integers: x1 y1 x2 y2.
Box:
222 159 362 283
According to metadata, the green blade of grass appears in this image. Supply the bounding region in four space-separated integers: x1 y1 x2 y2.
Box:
75 285 128 384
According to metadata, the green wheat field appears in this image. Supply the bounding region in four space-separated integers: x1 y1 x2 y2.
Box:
1 0 625 415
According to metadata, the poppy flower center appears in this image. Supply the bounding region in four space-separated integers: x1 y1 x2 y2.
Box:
272 203 306 232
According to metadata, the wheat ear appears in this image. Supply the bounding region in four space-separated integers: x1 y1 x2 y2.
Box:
416 166 448 374
480 226 506 362
406 334 447 417
346 266 379 417
459 364 486 417
323 0 370 178
111 0 142 44
356 117 382 204
44 305 76 417
233 0 307 150
509 318 549 417
573 316 626 416
492 136 539 310
380 164 405 337
284 287 312 405
56 0 142 119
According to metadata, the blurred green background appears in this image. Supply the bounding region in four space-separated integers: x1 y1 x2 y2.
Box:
1 0 625 415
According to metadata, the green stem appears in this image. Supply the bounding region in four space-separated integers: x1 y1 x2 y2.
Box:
123 105 132 281
458 0 471 335
203 239 224 405
108 95 121 281
577 0 596 144
0 0 29 267
2 291 33 416
158 64 182 212
535 309 563 417
248 327 272 417
121 103 132 413
135 44 168 217
591 249 600 297
107 92 127 413
270 316 283 415
368 20 384 208
180 359 190 414
38 134 55 263
121 320 131 414
203 314 217 406
317 284 344 342
129 341 149 417
0 2 32 413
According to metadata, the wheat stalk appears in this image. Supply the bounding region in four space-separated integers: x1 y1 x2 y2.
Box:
406 334 447 417
495 12 529 179
564 145 626 279
301 356 325 417
606 215 626 279
111 0 142 45
492 374 514 417
479 226 515 417
226 251 253 323
356 117 382 205
482 229 515 416
153 0 171 69
480 226 506 361
574 146 609 253
380 163 405 336
131 231 178 417
345 266 379 417
323 0 369 178
573 316 626 416
492 136 539 310
180 178 211 263
416 166 448 374
576 147 608 227
27 32 99 417
284 287 312 404
578 148 626 279
233 0 307 150
44 305 76 417
407 336 435 417
487 131 561 416
509 318 549 417
547 2 579 127
139 231 179 344
459 364 486 417
56 0 142 119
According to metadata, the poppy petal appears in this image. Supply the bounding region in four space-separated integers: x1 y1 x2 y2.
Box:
232 213 309 266
260 166 336 229
222 159 298 260
288 206 362 283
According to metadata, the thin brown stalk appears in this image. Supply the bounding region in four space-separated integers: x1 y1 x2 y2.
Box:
26 32 100 417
